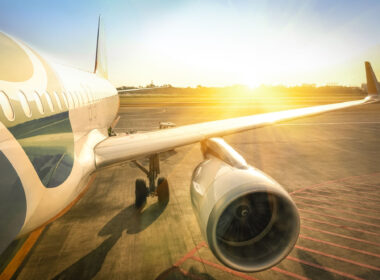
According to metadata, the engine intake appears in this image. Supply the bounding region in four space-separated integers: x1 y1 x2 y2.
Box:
191 138 300 272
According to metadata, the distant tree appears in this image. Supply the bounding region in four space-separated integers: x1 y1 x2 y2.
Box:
147 80 156 88
162 84 173 88
117 86 138 90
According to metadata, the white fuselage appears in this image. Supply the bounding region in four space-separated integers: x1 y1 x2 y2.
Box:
0 32 119 253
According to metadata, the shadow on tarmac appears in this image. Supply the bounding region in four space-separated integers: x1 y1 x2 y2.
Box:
156 266 216 280
297 250 335 280
52 201 167 280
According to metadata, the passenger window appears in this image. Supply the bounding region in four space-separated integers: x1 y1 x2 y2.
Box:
74 92 80 107
0 90 15 121
18 91 32 117
33 91 44 114
83 90 90 104
69 92 77 108
86 87 93 102
88 87 95 101
82 92 87 104
77 91 83 105
81 84 90 103
67 92 75 109
61 91 69 108
85 86 92 102
53 92 62 111
45 91 54 112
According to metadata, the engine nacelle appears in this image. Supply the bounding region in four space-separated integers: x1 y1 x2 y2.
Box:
190 138 300 272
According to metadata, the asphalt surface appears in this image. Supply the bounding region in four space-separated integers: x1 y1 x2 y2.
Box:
11 97 380 279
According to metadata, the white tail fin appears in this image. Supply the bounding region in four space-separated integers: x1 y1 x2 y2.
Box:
365 61 379 96
94 16 108 79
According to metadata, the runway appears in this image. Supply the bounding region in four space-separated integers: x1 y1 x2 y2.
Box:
6 97 380 279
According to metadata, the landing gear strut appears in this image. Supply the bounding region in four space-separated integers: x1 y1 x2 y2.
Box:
133 154 169 208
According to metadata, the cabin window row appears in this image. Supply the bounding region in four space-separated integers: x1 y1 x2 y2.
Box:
0 89 95 121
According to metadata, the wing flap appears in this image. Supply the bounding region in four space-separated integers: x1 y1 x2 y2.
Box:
94 98 370 168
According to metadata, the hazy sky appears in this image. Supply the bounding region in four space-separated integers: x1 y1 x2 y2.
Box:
1 0 380 87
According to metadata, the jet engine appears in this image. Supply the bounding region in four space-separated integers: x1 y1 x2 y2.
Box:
190 138 300 272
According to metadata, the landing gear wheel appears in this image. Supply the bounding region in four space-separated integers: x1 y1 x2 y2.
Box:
135 179 148 209
157 177 169 205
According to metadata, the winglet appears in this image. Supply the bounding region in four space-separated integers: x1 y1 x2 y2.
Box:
365 61 379 96
94 15 108 79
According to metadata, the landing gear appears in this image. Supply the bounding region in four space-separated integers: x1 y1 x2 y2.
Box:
157 177 169 205
133 154 169 208
135 179 148 209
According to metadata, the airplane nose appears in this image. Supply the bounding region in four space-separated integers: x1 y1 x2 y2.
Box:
0 151 27 254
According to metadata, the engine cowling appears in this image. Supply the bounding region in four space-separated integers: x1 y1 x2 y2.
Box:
190 138 300 272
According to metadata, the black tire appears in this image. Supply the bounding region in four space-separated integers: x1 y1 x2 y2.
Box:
135 179 148 209
157 177 169 205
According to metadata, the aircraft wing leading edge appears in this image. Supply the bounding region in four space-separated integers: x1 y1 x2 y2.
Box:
95 61 379 168
95 98 369 168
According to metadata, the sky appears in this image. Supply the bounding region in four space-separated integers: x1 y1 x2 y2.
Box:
0 0 380 87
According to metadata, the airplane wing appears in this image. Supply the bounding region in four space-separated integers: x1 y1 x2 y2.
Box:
95 61 379 169
95 97 373 168
118 88 152 93
118 86 169 93
94 62 380 273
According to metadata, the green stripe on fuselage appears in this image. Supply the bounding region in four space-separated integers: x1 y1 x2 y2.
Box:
9 111 74 188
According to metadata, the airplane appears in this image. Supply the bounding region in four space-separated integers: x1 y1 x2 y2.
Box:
0 17 379 273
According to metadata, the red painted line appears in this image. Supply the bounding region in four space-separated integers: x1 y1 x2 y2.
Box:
190 256 259 280
336 181 380 190
286 256 365 280
295 200 380 221
178 243 309 280
174 242 207 267
271 267 310 280
188 243 309 280
299 234 380 258
295 245 380 271
338 185 380 193
303 188 380 203
341 178 380 187
299 208 380 229
290 181 337 195
301 216 380 236
295 191 379 208
319 185 380 198
302 225 380 247
290 171 380 195
292 195 380 214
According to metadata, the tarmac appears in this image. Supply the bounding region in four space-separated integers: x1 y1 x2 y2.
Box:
5 97 380 279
